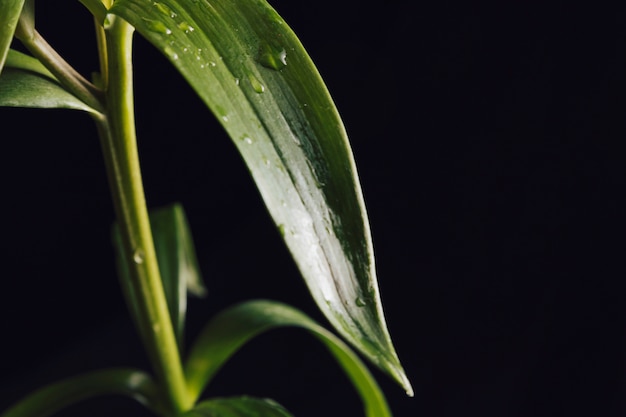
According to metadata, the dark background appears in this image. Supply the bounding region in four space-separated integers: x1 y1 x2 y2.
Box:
1 2 625 416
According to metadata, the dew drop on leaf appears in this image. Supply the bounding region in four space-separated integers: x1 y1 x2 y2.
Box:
178 21 195 33
164 46 179 60
247 73 265 93
144 19 172 35
133 249 145 264
257 42 287 70
355 297 367 307
153 2 177 18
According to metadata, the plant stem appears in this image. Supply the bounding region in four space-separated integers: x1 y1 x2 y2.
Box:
95 17 190 414
17 28 104 113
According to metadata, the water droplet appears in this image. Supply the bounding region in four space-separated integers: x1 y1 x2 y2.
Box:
355 297 367 307
164 46 178 60
144 19 172 35
153 2 177 18
234 77 240 86
242 136 253 144
257 42 287 70
221 115 229 122
247 73 265 93
263 157 271 167
133 249 145 264
103 13 115 29
178 21 194 33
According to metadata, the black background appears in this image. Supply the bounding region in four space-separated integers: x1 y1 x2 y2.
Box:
1 2 625 416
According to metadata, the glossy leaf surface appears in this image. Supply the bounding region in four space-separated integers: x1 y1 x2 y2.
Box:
0 0 24 73
184 300 392 417
185 397 293 417
0 50 97 112
110 0 411 394
113 204 206 352
0 368 163 417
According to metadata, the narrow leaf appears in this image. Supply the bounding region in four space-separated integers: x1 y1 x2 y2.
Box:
185 397 293 417
185 300 392 417
0 50 98 113
150 203 207 348
0 0 24 73
0 368 164 417
110 0 411 394
113 204 206 351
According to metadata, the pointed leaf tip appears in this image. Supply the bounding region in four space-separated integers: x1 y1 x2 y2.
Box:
110 0 411 393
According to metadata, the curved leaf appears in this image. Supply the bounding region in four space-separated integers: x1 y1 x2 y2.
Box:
0 0 25 73
0 50 99 113
109 0 411 395
184 300 392 417
184 397 293 417
0 368 165 417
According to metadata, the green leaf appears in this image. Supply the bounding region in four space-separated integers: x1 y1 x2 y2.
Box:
185 397 293 417
0 0 25 73
113 203 206 352
0 368 165 417
150 203 207 348
184 300 393 417
109 0 411 395
0 50 99 113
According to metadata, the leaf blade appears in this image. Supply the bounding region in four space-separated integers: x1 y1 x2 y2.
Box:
0 368 165 417
113 203 206 352
110 0 411 394
0 50 98 113
184 300 393 417
185 397 293 417
0 0 25 73
150 203 207 348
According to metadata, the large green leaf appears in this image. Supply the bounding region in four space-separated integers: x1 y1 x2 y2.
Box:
109 0 411 395
185 397 293 417
0 368 164 417
184 300 392 417
0 49 99 113
0 0 24 73
113 203 206 353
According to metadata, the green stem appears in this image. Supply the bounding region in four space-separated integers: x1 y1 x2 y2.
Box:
95 17 190 414
17 28 105 113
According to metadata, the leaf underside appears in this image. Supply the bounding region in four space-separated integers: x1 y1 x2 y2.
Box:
185 396 293 417
0 50 96 112
184 300 392 417
0 368 163 417
110 0 411 394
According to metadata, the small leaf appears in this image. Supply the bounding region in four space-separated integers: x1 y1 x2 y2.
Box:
184 300 392 417
0 0 25 73
113 203 206 350
0 368 164 417
184 397 293 417
0 50 99 113
150 203 207 348
110 0 411 395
